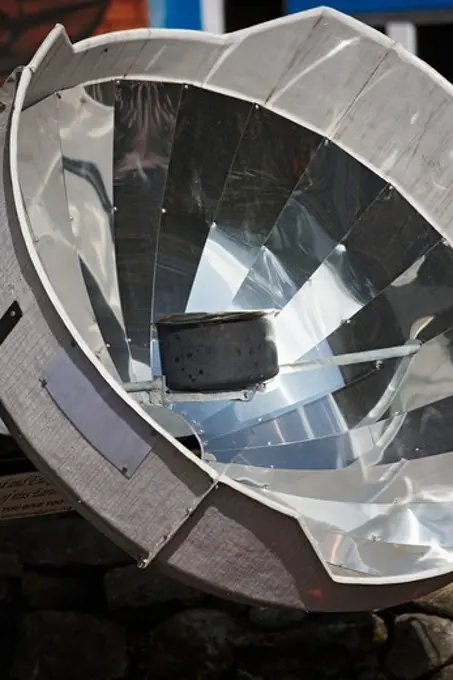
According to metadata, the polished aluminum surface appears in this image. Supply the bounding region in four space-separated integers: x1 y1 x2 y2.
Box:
16 79 453 580
18 94 117 376
57 83 133 382
153 87 252 320
113 81 182 380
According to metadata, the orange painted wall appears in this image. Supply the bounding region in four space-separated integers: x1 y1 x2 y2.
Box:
0 0 149 82
95 0 149 33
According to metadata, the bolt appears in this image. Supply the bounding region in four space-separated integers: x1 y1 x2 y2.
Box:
137 555 151 569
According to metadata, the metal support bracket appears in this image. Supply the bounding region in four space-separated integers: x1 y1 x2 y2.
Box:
123 342 421 405
0 301 22 346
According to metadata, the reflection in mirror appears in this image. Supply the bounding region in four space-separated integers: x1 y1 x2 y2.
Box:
153 86 252 321
234 141 386 311
18 92 116 376
113 81 183 380
187 105 324 312
58 81 133 382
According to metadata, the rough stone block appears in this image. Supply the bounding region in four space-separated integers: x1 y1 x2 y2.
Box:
433 665 453 680
248 606 307 630
12 611 128 680
0 515 130 567
149 608 243 678
386 613 453 680
0 553 22 577
416 584 453 620
105 565 201 609
23 570 95 609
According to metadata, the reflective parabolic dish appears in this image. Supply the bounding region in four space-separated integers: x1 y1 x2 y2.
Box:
2 8 453 611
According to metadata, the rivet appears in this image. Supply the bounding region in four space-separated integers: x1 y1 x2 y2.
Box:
137 555 151 569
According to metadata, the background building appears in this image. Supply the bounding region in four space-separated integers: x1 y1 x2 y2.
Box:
149 0 453 82
0 0 149 83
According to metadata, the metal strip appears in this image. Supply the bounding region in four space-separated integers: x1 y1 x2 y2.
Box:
0 302 22 346
42 347 156 477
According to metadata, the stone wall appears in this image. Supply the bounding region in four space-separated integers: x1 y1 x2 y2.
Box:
0 513 452 680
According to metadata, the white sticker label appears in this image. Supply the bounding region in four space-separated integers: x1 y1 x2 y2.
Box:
0 472 71 520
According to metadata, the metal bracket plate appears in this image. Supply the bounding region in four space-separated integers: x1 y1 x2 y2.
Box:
42 346 156 477
0 302 22 346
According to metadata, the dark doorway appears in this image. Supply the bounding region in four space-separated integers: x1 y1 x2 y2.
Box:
225 0 284 31
418 23 453 83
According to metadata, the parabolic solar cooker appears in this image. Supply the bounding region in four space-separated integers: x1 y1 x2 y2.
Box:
1 7 453 611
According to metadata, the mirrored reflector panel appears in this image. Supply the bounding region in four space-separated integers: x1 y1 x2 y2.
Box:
16 79 453 582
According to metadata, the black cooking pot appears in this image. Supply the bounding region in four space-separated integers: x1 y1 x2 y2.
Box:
156 310 279 392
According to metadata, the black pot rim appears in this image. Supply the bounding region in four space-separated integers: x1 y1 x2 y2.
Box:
156 309 278 329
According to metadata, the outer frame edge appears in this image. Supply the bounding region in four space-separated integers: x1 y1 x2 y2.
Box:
2 10 453 609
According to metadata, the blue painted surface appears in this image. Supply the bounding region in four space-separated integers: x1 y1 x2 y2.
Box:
287 0 453 13
148 0 202 29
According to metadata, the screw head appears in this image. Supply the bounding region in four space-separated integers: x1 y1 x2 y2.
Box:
137 555 150 569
